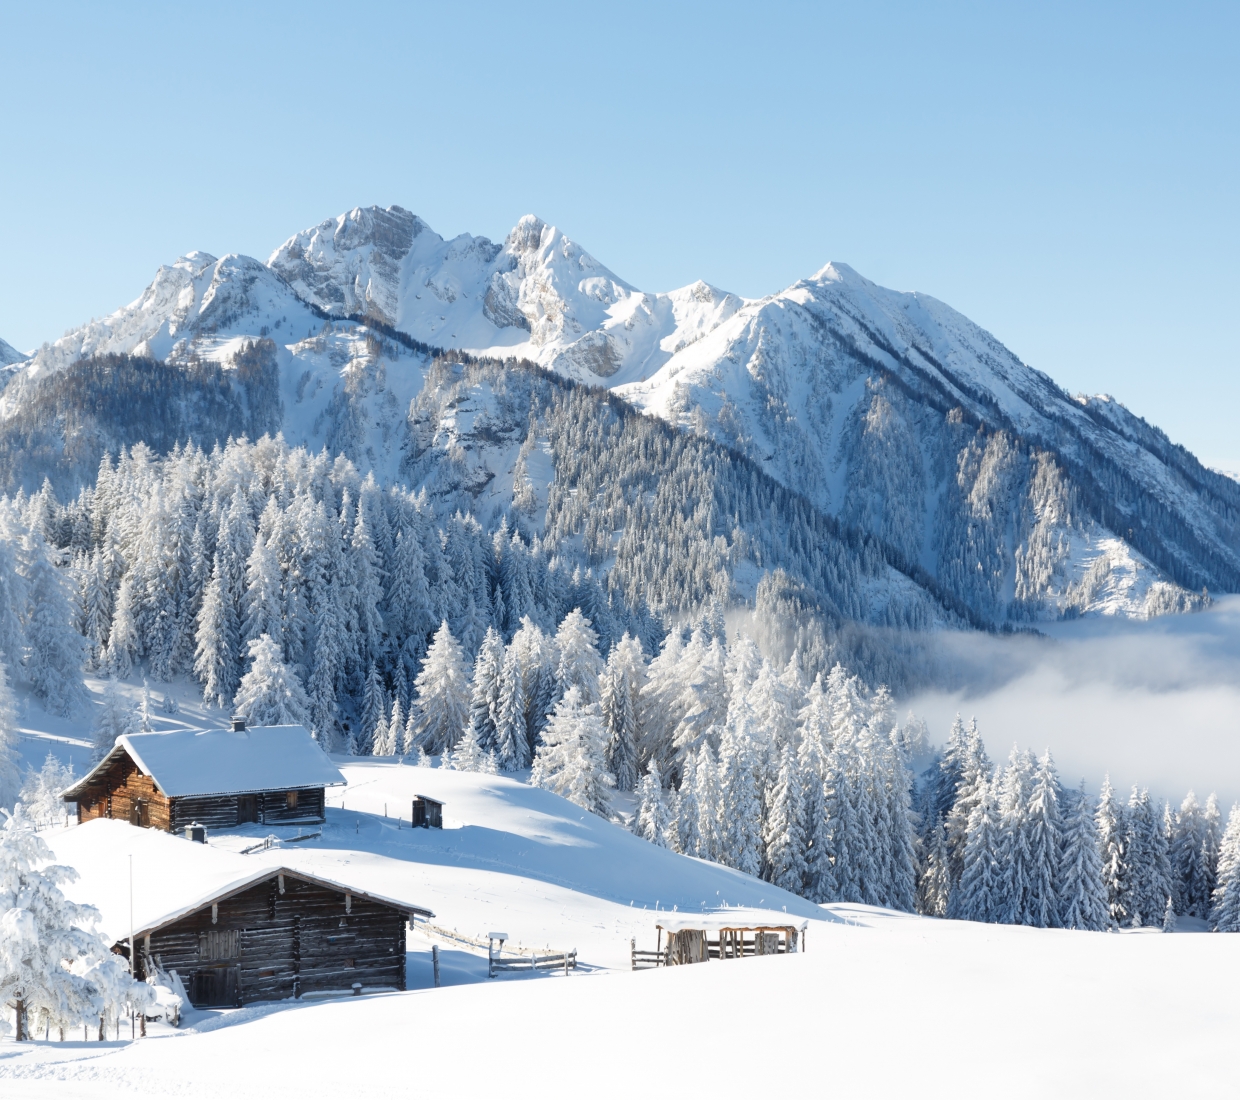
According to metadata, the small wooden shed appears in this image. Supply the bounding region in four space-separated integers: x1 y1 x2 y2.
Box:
411 795 444 829
63 721 345 832
654 915 809 965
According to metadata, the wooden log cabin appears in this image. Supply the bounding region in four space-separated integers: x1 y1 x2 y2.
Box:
132 866 433 1007
49 817 435 1009
62 720 346 832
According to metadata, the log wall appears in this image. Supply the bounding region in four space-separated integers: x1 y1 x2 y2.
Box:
142 874 408 1007
169 788 326 831
76 756 171 830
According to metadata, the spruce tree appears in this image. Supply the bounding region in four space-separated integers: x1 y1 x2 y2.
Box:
494 645 529 771
1059 780 1109 931
1209 803 1240 933
467 626 505 753
600 633 643 792
1096 777 1128 927
634 770 673 848
952 780 1002 923
233 634 311 728
1171 791 1211 919
1023 750 1063 928
412 622 471 756
763 741 808 895
531 686 614 816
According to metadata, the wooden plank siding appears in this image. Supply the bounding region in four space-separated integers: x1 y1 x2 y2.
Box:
140 874 408 1007
76 750 327 833
76 755 171 830
168 788 326 832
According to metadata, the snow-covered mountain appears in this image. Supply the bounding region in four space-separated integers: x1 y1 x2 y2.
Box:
0 335 25 368
2 204 1233 625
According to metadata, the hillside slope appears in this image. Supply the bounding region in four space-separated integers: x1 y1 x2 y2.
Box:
3 759 1235 1099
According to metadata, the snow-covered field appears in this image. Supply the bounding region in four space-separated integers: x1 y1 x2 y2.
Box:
2 758 1237 1098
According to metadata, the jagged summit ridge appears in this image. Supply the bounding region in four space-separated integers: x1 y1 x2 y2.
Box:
1 204 1234 625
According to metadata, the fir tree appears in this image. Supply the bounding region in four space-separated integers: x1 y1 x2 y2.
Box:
763 741 808 894
554 608 604 704
449 721 499 774
467 627 504 754
634 770 673 848
952 779 1002 923
359 664 388 755
600 633 643 792
1023 750 1063 928
531 686 614 816
917 819 951 917
1209 803 1240 933
412 622 471 756
494 646 529 771
233 634 312 728
1096 776 1128 927
1058 780 1109 931
17 753 75 827
1170 791 1211 919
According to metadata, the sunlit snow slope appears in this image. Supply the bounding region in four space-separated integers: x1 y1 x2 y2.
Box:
5 759 1236 1100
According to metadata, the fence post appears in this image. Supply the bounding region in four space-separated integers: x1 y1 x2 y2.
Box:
631 937 636 972
432 944 441 988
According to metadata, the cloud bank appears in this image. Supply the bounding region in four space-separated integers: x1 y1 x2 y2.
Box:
903 596 1240 809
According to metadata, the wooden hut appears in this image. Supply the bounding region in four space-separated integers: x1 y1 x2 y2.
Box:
411 795 444 829
62 720 345 832
133 866 432 1007
652 914 809 966
47 819 434 1009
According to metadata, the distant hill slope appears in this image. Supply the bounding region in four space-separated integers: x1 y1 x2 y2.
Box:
2 206 1229 623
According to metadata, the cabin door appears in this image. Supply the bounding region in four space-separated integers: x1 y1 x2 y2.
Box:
237 795 259 824
129 799 150 828
189 966 241 1007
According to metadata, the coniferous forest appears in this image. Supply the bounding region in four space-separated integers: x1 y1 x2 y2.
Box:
0 350 1238 934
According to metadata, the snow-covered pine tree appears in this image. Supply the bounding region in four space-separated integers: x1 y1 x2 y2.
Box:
467 627 504 754
1162 896 1177 932
0 656 20 811
763 741 808 894
449 721 498 774
798 674 833 902
241 531 284 654
600 632 643 792
91 678 136 762
689 743 721 862
993 747 1034 925
951 779 1002 923
358 663 388 756
19 525 89 716
412 621 471 756
233 634 312 728
1204 793 1223 904
1208 803 1240 932
0 806 135 1041
531 685 614 816
1058 780 1109 931
1125 788 1170 927
194 555 239 707
307 572 350 752
493 645 529 772
917 819 951 917
17 753 74 827
380 699 404 758
716 702 765 880
1023 750 1063 928
634 770 673 848
1096 776 1128 927
105 572 138 679
349 499 385 675
1170 791 1211 919
554 608 604 705
944 717 993 891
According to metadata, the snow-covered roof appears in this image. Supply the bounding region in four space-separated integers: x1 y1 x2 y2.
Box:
46 819 432 944
62 725 346 800
655 910 810 934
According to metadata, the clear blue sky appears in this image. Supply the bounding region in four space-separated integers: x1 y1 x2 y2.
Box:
2 2 1237 466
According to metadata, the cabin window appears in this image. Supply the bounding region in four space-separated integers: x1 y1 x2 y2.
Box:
345 958 355 969
199 929 240 960
286 791 298 809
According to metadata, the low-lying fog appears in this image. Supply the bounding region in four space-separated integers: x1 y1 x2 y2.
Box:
904 596 1240 808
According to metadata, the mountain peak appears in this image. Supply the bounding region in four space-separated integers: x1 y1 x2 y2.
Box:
0 336 26 367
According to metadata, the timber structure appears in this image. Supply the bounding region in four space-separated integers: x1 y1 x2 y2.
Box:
127 866 433 1007
636 915 810 969
62 720 345 832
